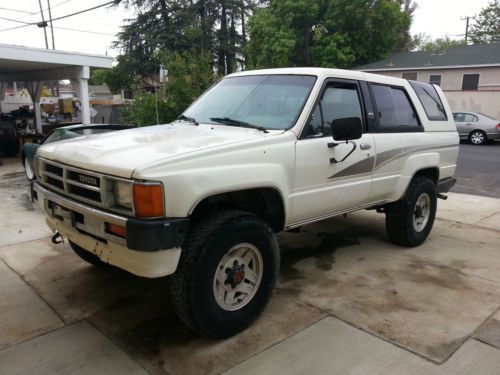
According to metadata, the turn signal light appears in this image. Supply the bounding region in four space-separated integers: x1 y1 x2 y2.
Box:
133 183 165 218
106 223 126 238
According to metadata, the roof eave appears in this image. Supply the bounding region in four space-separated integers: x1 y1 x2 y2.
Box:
359 63 500 72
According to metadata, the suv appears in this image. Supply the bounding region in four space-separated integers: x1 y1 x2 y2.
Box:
33 68 459 338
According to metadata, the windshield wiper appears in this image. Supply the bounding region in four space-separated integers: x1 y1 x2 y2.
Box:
176 114 199 125
209 117 269 133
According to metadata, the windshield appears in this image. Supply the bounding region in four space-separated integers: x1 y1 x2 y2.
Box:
183 74 316 130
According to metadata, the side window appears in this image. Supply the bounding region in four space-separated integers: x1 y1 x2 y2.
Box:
371 84 419 131
454 113 465 122
463 113 478 122
304 82 363 138
409 81 447 121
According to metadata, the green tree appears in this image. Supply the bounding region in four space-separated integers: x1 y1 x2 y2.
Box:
245 0 411 69
469 1 500 44
120 50 215 126
411 34 466 53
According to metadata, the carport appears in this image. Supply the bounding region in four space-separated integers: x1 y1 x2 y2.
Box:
0 44 113 132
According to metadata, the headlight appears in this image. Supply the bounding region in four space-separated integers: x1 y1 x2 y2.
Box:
114 180 133 209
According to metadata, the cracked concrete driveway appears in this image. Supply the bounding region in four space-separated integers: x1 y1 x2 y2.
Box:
1 156 500 374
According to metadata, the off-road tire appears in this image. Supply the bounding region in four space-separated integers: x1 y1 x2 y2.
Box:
385 176 437 247
69 241 109 267
469 130 487 145
170 209 279 338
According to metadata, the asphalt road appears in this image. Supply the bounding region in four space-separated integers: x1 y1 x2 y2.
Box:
452 141 500 198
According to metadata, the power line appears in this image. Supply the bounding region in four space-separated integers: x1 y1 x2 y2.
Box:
0 7 37 15
53 26 116 36
50 1 115 22
0 16 32 25
3 0 73 23
0 24 32 32
0 1 115 32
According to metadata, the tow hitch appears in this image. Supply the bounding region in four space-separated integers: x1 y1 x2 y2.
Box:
51 231 64 244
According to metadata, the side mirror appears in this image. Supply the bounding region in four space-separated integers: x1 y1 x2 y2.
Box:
330 117 362 142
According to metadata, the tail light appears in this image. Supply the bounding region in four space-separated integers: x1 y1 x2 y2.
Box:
496 123 500 129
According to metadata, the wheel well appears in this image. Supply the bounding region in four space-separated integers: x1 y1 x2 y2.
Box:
191 188 285 233
414 167 439 184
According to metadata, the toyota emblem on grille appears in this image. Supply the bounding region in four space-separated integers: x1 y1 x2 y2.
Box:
78 174 98 186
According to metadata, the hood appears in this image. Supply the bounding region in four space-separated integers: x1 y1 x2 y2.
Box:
37 123 271 178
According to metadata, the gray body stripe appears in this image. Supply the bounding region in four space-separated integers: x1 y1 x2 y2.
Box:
327 144 457 180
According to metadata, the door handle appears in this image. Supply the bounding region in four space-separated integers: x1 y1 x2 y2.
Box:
360 143 371 150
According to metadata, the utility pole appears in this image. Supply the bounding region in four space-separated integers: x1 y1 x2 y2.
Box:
37 0 49 49
47 0 55 49
461 15 475 44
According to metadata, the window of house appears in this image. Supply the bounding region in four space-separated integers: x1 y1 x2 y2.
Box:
429 74 441 86
371 84 419 131
409 81 447 121
304 83 363 138
402 72 418 81
462 74 480 90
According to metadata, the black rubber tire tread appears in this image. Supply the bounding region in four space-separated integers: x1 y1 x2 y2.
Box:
385 176 437 247
69 241 109 267
468 130 487 145
170 209 279 338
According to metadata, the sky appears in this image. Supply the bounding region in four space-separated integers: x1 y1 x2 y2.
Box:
0 0 495 58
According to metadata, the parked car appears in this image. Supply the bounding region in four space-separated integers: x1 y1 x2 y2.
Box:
453 111 500 145
33 68 459 338
22 124 135 180
0 120 19 156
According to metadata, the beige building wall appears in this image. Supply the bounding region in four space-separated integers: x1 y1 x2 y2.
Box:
369 67 500 119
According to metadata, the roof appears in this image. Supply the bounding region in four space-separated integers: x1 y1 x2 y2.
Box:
355 43 500 71
0 44 112 82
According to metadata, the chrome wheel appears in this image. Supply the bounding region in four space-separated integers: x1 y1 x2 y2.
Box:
413 193 430 232
24 159 34 180
213 243 263 311
470 131 485 145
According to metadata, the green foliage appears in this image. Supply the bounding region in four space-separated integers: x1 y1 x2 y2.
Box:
120 92 170 126
120 50 215 126
469 0 500 44
89 65 136 94
410 34 466 53
246 0 411 69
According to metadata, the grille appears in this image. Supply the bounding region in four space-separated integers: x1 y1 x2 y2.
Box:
37 158 134 216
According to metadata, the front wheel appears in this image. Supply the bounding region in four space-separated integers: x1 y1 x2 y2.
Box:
469 130 487 145
385 176 437 247
23 157 35 181
170 210 279 338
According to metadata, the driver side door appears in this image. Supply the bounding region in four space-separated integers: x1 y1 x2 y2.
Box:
290 79 376 225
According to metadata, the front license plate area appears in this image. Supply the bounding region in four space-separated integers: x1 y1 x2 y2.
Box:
49 201 75 227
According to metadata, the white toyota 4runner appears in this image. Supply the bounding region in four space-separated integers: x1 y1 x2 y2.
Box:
33 68 459 338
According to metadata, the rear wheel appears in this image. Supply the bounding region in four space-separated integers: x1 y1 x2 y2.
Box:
69 241 109 267
385 176 437 247
469 130 487 145
170 210 279 338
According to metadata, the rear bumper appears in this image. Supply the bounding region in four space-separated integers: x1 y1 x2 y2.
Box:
437 177 456 194
33 182 189 277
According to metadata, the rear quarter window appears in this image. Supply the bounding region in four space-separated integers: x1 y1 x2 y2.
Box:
409 81 447 121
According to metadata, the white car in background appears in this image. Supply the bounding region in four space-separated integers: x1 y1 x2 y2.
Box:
453 111 500 145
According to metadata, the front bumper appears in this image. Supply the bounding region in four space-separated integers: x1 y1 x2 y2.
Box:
33 182 189 277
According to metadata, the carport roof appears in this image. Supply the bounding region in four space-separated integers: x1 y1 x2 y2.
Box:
0 43 112 82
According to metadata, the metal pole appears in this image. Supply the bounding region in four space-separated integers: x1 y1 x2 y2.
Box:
465 16 470 44
47 0 55 49
38 0 49 49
